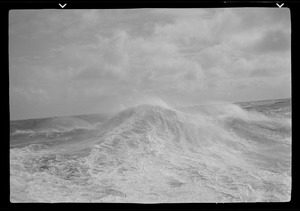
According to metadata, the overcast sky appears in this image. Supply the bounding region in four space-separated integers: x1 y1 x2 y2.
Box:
9 8 291 120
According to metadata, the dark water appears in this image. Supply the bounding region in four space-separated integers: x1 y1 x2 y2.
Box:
10 98 291 202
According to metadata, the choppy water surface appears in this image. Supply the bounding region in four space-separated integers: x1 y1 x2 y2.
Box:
10 98 291 202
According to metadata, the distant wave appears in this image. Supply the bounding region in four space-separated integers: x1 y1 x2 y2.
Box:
10 116 96 136
12 129 36 135
33 116 93 131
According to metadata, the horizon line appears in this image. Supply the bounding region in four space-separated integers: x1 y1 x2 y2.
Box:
10 97 291 121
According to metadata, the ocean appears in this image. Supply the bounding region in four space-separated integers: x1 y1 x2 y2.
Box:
10 98 291 202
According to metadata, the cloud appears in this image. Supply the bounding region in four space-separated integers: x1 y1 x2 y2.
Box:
251 30 290 54
10 87 49 102
62 28 204 90
73 66 116 80
9 9 291 119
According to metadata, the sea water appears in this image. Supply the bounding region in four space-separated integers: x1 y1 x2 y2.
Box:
10 98 291 202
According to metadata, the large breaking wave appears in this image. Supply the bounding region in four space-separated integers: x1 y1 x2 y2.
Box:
10 100 291 202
